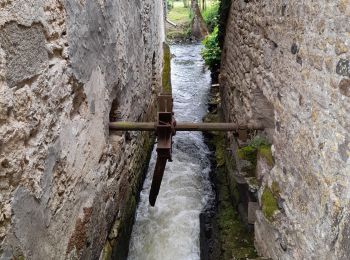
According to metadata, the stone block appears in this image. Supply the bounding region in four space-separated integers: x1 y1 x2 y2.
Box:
220 0 350 258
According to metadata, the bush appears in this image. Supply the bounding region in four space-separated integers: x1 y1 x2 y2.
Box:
166 0 173 11
201 26 221 72
202 2 220 32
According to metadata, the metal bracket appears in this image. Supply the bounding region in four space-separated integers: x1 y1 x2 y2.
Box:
149 94 176 206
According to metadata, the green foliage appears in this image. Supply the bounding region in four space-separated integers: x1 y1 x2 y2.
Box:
237 136 273 175
262 186 279 222
166 0 174 10
201 26 221 72
237 145 257 165
166 1 192 40
202 1 220 32
248 135 269 148
237 136 269 164
167 1 191 22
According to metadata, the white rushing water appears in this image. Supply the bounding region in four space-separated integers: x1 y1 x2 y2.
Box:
128 44 214 260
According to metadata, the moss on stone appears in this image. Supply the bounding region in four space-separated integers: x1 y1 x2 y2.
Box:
237 145 257 165
258 144 274 166
162 42 172 94
261 186 279 222
207 119 257 259
101 241 113 260
226 167 240 203
237 136 274 173
247 177 259 188
271 181 280 196
216 165 258 259
213 133 226 167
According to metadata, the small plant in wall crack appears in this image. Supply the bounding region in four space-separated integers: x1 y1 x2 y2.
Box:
237 135 274 171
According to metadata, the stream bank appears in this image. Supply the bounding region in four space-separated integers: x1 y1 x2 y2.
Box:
201 84 258 259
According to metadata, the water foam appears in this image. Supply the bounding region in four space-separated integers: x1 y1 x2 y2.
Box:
128 44 213 260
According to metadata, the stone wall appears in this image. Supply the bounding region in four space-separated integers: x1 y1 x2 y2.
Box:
0 0 165 259
220 1 350 259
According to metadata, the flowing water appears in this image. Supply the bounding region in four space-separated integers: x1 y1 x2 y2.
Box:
128 44 214 260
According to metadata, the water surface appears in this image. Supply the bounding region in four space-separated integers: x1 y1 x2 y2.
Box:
128 44 214 260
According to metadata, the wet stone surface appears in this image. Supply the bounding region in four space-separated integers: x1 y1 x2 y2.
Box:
336 59 350 77
339 78 350 97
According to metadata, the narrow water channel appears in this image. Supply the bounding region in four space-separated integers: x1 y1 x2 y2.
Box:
128 44 214 260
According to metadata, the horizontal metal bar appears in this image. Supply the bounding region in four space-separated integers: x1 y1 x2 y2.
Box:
109 122 156 131
109 122 264 131
175 123 264 131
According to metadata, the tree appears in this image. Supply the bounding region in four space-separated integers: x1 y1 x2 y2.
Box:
191 0 209 40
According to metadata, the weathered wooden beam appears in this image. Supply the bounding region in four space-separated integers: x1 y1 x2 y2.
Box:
109 122 264 131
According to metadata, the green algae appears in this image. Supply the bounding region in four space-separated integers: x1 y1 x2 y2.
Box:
258 145 274 166
216 166 258 259
237 136 274 174
237 145 258 165
223 144 240 204
261 186 279 222
206 113 257 259
101 241 113 260
214 133 226 167
162 42 172 94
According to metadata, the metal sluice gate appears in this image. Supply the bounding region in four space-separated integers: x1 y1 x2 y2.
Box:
109 94 264 206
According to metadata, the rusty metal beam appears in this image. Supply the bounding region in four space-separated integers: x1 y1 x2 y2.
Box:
109 122 156 131
109 122 264 132
175 122 264 131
